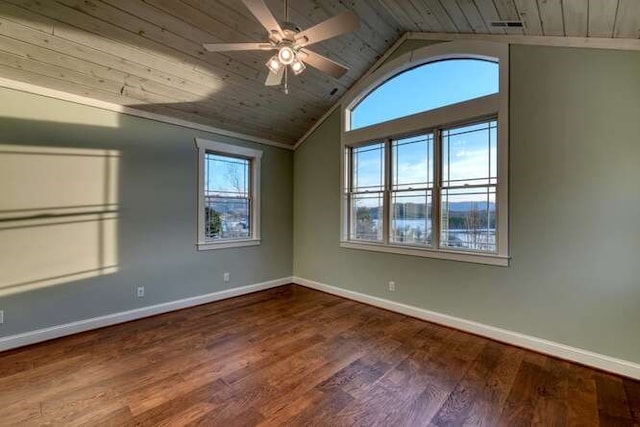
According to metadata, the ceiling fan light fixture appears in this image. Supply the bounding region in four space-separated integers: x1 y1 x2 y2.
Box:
278 46 295 65
266 55 282 74
291 58 306 75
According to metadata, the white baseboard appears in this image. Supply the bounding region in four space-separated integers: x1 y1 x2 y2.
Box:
5 276 639 380
292 276 640 380
0 277 292 353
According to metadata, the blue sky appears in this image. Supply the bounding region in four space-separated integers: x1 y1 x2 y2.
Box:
351 59 499 129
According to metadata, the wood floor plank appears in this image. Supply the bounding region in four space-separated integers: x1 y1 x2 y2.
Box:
338 326 486 425
624 378 640 423
530 358 569 426
547 359 598 427
1 284 639 426
429 342 523 426
131 379 226 424
596 373 635 426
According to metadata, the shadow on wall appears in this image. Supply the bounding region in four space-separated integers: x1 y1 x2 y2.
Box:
0 107 221 310
0 143 120 296
126 101 298 138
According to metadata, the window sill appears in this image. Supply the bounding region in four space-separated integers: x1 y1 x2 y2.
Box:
197 238 261 251
339 241 510 267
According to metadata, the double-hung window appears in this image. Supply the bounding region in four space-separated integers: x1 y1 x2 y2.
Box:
349 142 385 242
390 133 435 246
195 138 262 250
440 121 497 253
341 41 509 265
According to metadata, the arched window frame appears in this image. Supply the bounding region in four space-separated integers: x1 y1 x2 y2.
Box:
340 41 509 266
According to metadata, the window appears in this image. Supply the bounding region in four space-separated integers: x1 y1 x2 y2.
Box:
204 153 251 240
391 133 434 246
341 42 509 266
195 139 262 250
440 121 497 253
351 59 499 130
349 142 385 242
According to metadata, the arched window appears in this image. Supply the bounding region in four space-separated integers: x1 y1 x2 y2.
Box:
350 59 499 130
340 41 509 266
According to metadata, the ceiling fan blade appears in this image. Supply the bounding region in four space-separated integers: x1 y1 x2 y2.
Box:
298 49 349 79
242 0 284 38
265 67 284 86
295 10 360 47
203 42 274 52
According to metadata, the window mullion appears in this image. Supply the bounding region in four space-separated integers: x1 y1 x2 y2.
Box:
432 129 442 249
383 138 391 245
248 161 253 239
346 146 353 240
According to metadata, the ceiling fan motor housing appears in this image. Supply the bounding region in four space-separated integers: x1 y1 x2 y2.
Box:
282 23 306 50
269 22 301 45
281 21 302 35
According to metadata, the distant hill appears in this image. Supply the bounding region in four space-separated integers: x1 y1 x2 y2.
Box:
362 201 495 219
205 197 247 214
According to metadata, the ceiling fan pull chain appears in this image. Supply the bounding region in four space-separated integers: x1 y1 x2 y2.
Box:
284 0 289 23
283 66 289 95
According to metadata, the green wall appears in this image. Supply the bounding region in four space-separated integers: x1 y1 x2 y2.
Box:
0 87 293 336
293 44 640 363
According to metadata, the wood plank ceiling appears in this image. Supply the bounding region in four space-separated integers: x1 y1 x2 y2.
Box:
1 1 639 145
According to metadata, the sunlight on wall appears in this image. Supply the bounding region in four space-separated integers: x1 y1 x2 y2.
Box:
0 144 119 296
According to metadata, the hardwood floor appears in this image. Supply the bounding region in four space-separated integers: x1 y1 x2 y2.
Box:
1 284 639 426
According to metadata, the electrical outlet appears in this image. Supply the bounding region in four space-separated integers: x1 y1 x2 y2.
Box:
136 286 145 298
223 272 230 283
388 281 396 292
0 310 4 324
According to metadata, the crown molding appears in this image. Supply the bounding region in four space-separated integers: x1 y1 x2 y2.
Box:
0 77 294 151
407 32 640 51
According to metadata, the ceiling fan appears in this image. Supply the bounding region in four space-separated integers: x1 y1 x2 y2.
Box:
203 0 360 94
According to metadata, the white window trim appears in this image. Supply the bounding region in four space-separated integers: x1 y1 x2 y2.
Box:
194 138 262 250
340 41 510 266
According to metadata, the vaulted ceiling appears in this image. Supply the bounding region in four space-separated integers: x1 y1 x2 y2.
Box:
1 1 639 145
